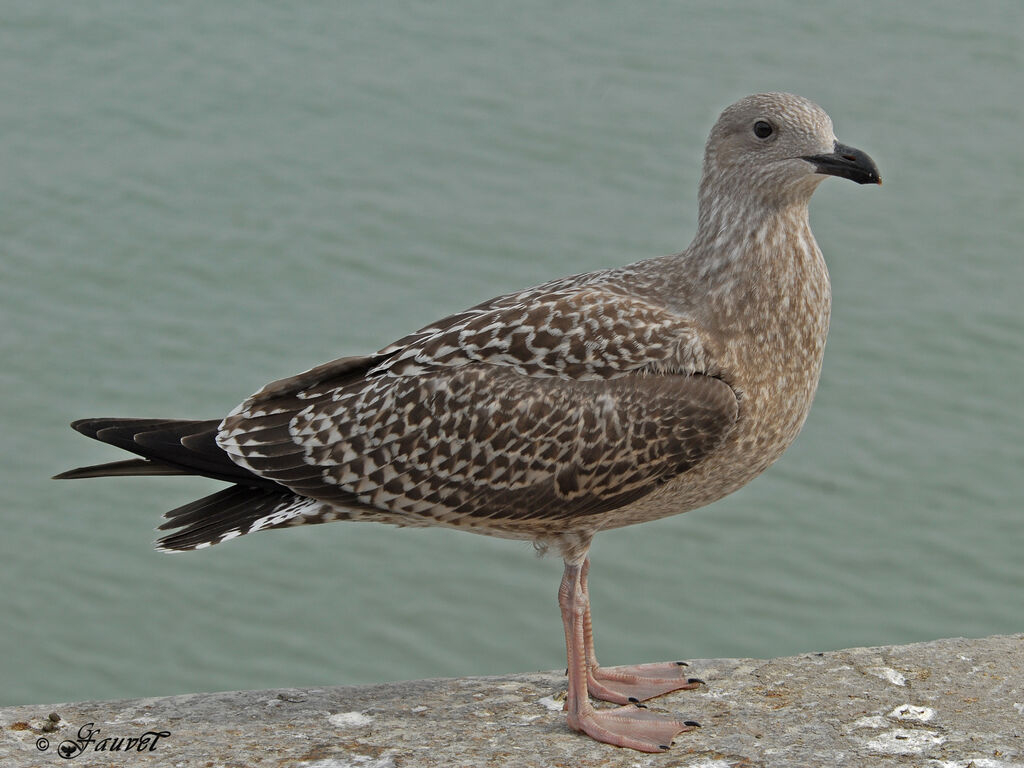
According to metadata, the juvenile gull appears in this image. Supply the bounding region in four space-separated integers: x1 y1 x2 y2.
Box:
56 92 880 752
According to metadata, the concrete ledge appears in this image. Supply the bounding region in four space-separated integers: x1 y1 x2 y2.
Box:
2 634 1021 767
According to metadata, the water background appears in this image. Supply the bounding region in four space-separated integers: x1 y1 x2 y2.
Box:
2 1 1021 706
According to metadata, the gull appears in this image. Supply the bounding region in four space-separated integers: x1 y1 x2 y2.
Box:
56 92 880 752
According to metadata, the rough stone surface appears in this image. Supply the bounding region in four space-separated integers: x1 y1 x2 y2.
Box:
2 635 1021 767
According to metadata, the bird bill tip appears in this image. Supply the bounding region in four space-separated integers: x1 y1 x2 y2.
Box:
802 142 881 186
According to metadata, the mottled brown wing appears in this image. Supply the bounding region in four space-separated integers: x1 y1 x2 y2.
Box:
374 283 709 381
218 365 737 527
376 269 613 356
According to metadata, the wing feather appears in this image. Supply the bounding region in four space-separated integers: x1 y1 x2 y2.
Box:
215 282 733 530
220 366 736 527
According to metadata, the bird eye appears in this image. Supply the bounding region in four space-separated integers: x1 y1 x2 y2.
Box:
753 120 774 139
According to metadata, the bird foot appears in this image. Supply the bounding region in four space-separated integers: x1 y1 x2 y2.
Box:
567 703 697 752
587 661 703 704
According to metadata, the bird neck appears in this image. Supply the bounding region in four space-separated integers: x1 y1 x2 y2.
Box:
689 188 818 284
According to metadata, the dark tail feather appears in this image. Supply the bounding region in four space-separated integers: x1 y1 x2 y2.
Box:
56 417 314 552
156 485 302 552
54 417 274 487
54 458 191 480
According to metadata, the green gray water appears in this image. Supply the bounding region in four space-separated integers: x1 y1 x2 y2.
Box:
2 2 1021 707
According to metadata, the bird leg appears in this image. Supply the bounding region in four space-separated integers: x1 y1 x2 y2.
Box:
579 557 703 704
559 558 695 752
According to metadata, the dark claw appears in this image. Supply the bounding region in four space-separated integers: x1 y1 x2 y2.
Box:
675 661 689 666
684 720 702 727
659 745 670 751
687 678 705 685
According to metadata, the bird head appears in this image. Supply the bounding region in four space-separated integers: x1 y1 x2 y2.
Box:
699 92 880 216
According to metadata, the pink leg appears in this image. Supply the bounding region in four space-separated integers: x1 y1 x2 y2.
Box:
580 557 703 704
559 558 696 752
